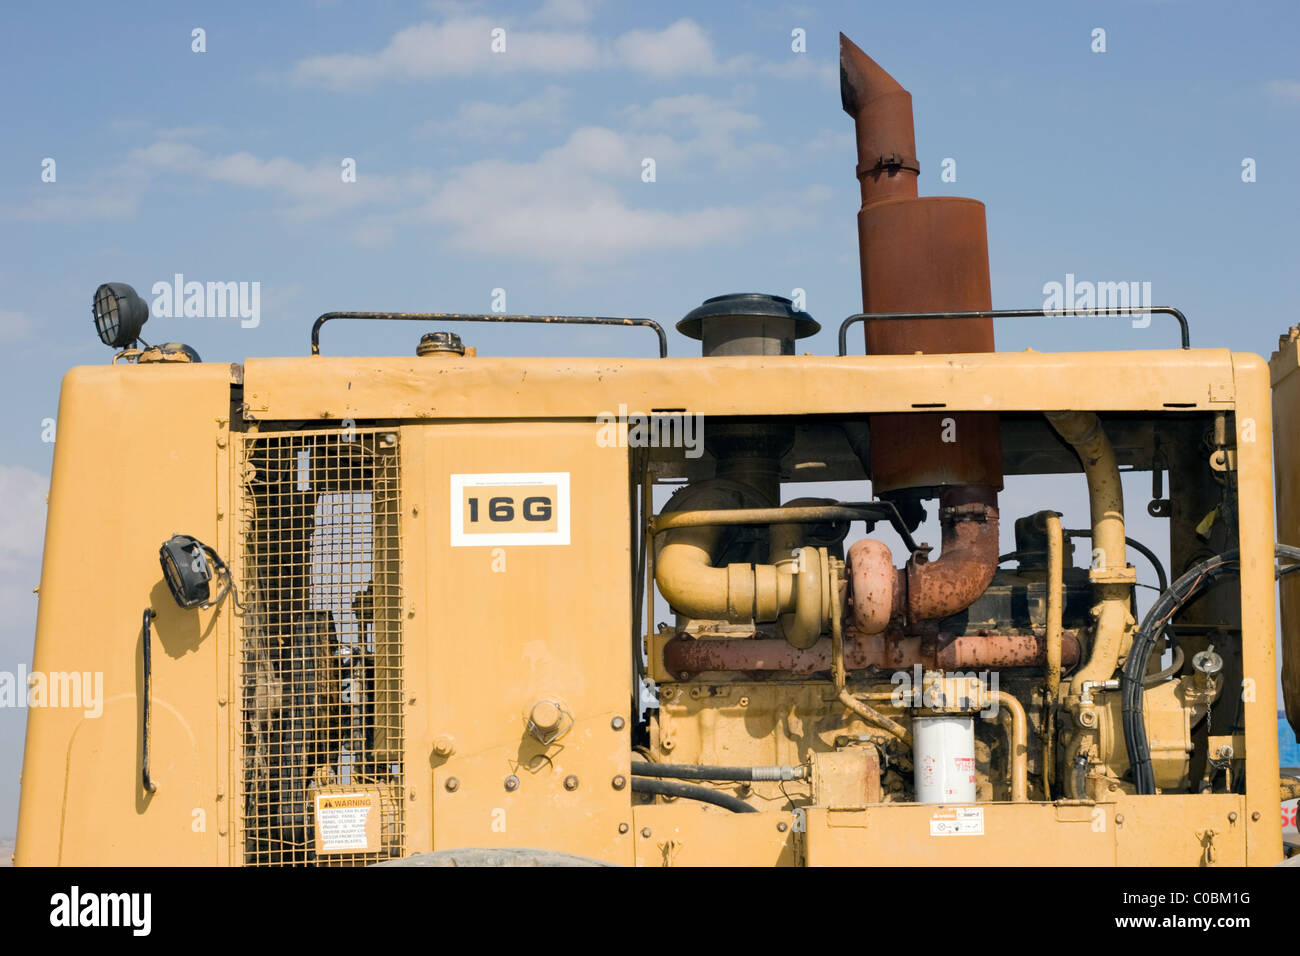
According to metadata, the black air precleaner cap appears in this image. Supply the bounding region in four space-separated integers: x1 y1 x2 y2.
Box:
677 293 820 357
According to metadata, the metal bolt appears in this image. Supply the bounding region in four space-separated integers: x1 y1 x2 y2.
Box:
412 506 419 517
432 735 456 757
618 823 630 834
409 791 416 801
611 775 627 791
640 827 651 838
504 775 519 792
1228 811 1238 823
777 821 788 833
444 777 459 793
1115 813 1124 825
1252 811 1261 822
564 775 580 791
611 715 626 731
739 696 750 707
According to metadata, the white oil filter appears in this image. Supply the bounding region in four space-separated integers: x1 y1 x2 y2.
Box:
914 715 976 804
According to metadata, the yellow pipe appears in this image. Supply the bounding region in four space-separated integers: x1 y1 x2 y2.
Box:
839 688 913 747
1044 411 1135 694
1044 513 1063 792
654 523 797 622
782 547 824 648
986 690 1028 802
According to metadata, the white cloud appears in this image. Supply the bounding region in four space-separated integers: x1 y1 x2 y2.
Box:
613 19 719 77
132 140 433 219
0 467 47 575
290 15 792 87
419 86 570 141
624 94 784 171
1266 79 1300 102
414 126 758 264
0 172 146 223
42 78 800 269
293 17 601 88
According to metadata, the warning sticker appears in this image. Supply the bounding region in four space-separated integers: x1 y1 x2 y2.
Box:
315 790 380 854
929 806 985 837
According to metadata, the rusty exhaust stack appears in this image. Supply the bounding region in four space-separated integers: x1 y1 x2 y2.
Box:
840 35 1002 627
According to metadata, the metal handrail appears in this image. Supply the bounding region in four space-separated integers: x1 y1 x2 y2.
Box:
837 306 1191 356
311 311 669 357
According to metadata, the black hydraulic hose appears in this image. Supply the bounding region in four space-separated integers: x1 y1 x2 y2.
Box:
1122 544 1300 794
999 533 1168 593
632 761 804 782
1060 535 1175 595
630 777 758 812
142 608 158 794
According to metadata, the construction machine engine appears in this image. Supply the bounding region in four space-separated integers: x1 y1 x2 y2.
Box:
633 37 1238 819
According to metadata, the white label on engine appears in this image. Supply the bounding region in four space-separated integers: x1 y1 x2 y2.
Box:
450 472 570 547
929 806 984 836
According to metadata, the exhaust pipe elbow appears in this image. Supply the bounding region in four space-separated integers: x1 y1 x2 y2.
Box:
904 488 1001 623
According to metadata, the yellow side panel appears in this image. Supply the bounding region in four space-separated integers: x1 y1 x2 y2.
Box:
15 364 232 865
805 804 1119 865
242 349 1238 422
631 805 795 866
805 796 1248 866
1270 331 1300 740
1114 795 1246 866
414 422 634 864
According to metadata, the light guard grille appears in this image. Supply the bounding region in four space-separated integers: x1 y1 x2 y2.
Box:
238 428 404 866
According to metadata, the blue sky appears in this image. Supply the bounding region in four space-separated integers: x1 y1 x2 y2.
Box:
1 0 1298 833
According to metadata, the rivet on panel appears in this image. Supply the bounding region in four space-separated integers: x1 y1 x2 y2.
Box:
564 775 580 791
640 827 652 838
611 716 626 731
505 775 519 792
444 777 459 793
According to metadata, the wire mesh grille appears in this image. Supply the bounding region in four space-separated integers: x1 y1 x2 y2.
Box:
238 429 404 866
